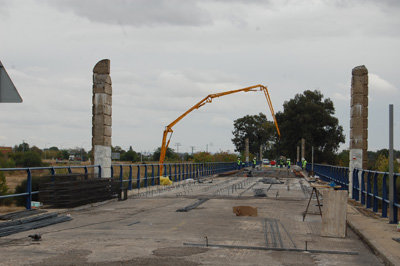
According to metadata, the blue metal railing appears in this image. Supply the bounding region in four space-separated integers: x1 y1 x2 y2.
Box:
305 163 398 223
307 163 349 190
0 165 101 209
110 162 237 190
0 162 238 210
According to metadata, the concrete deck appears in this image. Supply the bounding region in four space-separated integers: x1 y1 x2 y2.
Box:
347 203 400 266
0 168 386 265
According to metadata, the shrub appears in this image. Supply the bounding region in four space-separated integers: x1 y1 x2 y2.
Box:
11 151 43 167
14 176 52 206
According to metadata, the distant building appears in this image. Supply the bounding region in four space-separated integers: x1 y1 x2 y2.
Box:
0 146 12 155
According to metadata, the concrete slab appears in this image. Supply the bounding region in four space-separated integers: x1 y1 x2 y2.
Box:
347 204 400 266
0 169 384 265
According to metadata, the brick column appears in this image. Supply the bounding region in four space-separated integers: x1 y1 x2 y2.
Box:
349 65 368 198
92 59 112 178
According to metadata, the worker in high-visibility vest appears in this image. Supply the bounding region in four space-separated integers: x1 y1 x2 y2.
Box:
302 159 307 170
237 157 241 170
286 158 291 169
253 157 257 168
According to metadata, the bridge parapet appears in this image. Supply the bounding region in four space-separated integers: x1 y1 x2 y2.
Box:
305 163 398 223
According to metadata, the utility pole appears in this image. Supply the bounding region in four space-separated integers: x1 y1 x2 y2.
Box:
175 143 182 160
389 104 396 223
175 143 181 153
190 146 195 155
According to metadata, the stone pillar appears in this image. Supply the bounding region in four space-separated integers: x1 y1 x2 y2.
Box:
349 65 368 198
245 138 249 162
301 138 305 161
92 59 112 178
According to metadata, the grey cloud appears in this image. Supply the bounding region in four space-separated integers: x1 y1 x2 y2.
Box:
326 0 400 9
0 0 10 15
44 0 212 27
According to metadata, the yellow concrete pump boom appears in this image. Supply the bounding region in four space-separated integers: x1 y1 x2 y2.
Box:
159 84 280 171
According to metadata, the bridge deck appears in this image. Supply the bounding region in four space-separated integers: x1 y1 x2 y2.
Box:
0 168 384 265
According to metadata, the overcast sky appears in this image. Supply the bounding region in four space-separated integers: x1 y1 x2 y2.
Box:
0 0 399 155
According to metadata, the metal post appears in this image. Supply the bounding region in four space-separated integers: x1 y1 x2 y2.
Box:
26 169 32 210
174 164 177 182
50 167 56 181
151 165 155 186
119 165 123 190
137 165 141 190
144 165 148 188
245 138 249 163
128 165 133 190
389 104 395 223
157 165 160 185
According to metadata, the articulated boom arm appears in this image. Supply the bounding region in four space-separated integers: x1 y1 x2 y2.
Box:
159 84 280 170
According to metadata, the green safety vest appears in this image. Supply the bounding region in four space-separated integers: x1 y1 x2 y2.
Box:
237 159 241 165
287 160 291 166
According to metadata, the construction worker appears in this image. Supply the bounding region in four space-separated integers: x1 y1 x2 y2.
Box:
237 157 241 170
302 159 307 170
253 157 257 168
286 158 291 169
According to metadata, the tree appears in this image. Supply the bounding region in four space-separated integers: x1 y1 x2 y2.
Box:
59 149 69 160
152 147 179 161
193 152 213 163
375 154 399 172
0 172 10 205
11 151 43 167
121 146 139 162
0 153 16 168
13 142 30 152
336 150 349 167
275 90 345 164
0 173 8 196
213 151 237 162
231 113 276 157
